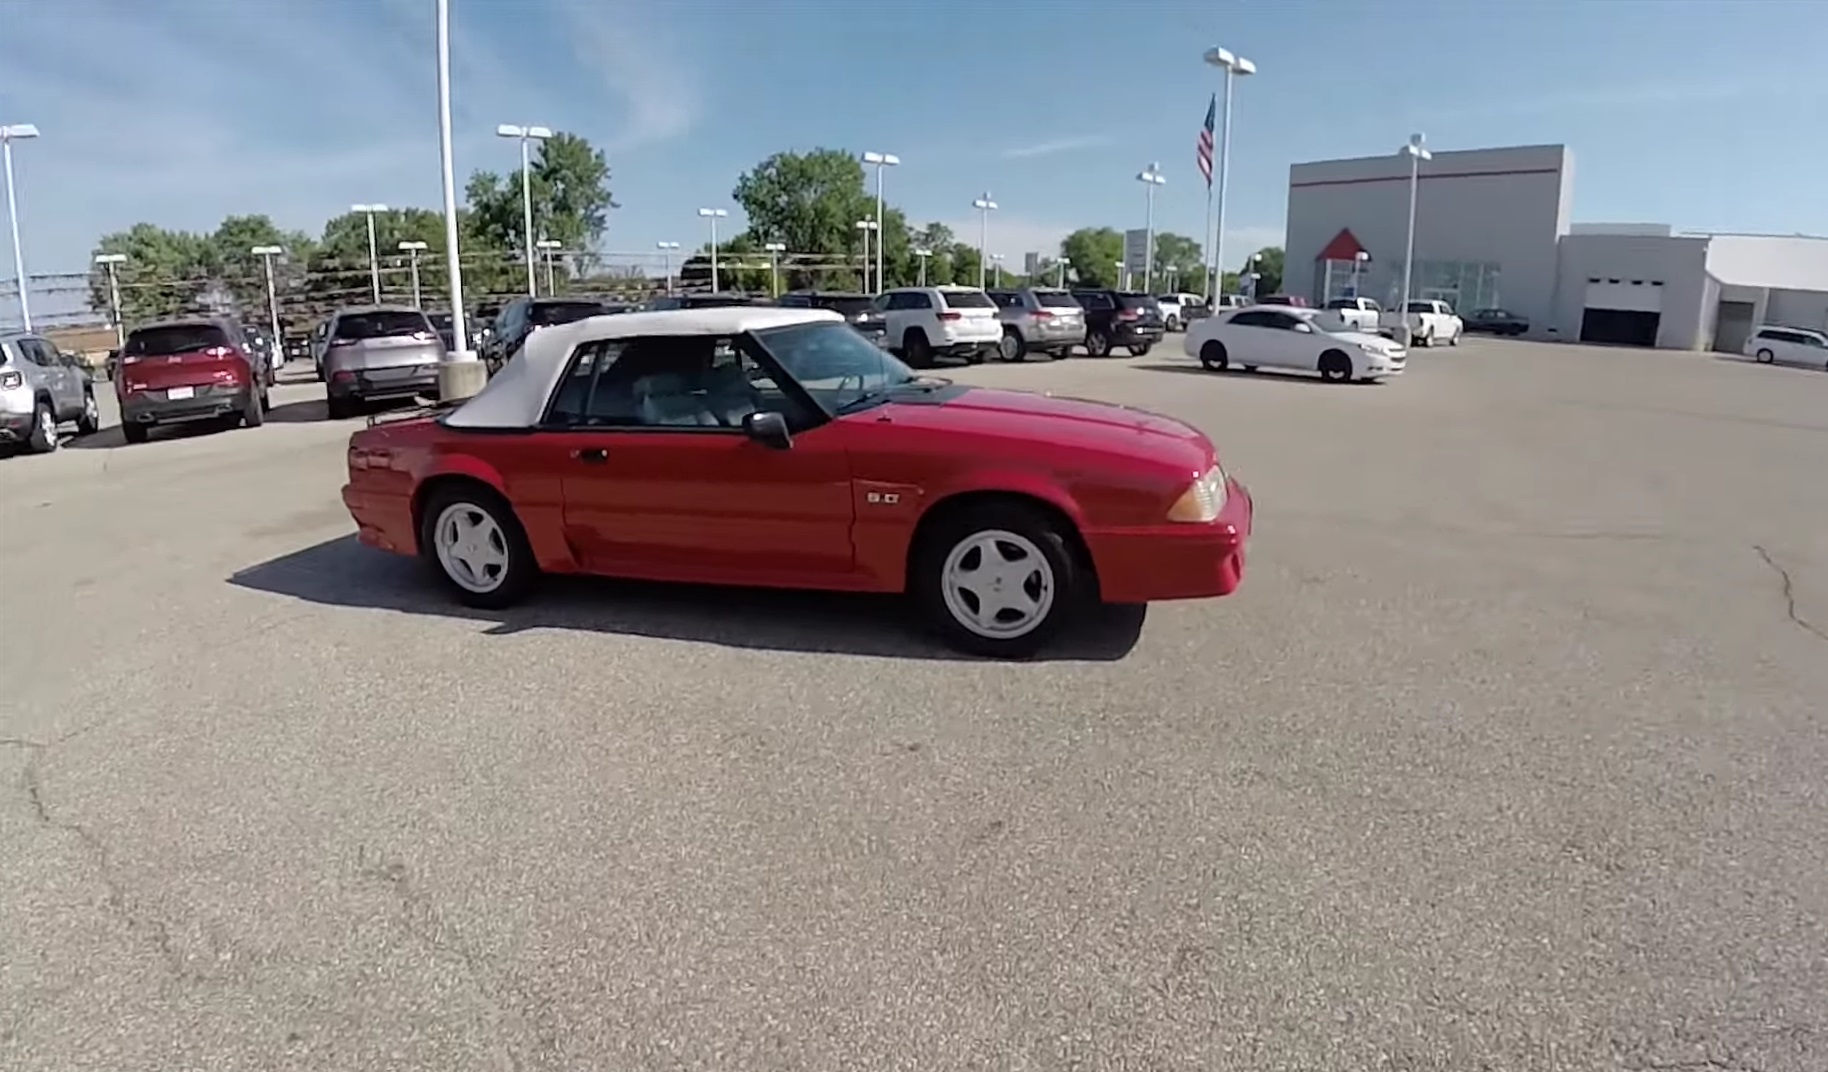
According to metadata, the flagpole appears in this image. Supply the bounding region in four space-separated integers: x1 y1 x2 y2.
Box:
1202 185 1215 301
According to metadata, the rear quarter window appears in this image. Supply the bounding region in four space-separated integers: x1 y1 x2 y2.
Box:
939 290 995 310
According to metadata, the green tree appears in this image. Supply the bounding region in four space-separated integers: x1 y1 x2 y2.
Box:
1150 232 1203 291
732 148 878 262
1241 246 1284 295
465 131 615 299
1061 227 1125 288
88 224 213 327
205 214 314 317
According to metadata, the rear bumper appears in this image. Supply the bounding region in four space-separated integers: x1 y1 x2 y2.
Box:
1112 325 1165 347
329 366 440 401
342 484 418 556
1027 324 1087 348
122 386 249 425
1083 478 1253 603
0 409 35 442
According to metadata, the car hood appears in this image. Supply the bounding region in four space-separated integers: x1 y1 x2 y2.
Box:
879 386 1215 471
1324 328 1400 349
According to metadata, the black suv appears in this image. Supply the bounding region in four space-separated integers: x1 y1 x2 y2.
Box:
1069 289 1165 357
775 291 887 345
482 296 619 371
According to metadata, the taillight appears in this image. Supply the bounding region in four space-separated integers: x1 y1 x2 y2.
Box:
938 311 963 321
1031 310 1055 320
0 370 21 389
331 370 356 384
329 338 356 348
121 354 142 365
1118 309 1140 321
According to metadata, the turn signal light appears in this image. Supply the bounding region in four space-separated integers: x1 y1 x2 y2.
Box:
1167 467 1228 523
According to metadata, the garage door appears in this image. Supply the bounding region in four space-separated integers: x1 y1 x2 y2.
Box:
1713 300 1756 353
1580 279 1663 346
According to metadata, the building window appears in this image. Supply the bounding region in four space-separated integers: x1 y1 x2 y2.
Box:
1318 258 1376 304
1388 260 1502 313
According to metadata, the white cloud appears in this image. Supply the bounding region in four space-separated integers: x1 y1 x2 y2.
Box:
555 0 702 151
1001 136 1112 160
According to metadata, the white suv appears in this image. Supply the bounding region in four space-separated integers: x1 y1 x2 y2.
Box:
1745 325 1828 369
874 286 1002 366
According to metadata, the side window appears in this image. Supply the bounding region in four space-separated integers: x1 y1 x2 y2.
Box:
1229 311 1274 328
1270 313 1307 331
884 292 912 311
557 334 775 430
910 292 934 310
22 339 56 365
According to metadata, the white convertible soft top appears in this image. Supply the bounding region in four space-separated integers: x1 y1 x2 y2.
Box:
443 306 843 429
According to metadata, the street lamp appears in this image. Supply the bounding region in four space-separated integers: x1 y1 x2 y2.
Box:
495 123 553 297
1245 251 1262 300
433 0 482 400
861 151 899 298
536 238 561 295
350 203 388 303
93 252 127 347
656 241 680 294
972 194 997 289
697 208 728 291
1202 46 1255 302
763 241 786 296
2 122 41 331
1352 249 1369 299
1399 133 1433 344
990 253 1007 288
912 247 932 287
398 240 428 307
250 245 284 356
854 219 879 292
1135 162 1166 291
1113 260 1126 289
1056 256 1070 288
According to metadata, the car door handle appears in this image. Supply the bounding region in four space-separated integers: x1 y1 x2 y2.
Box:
570 447 609 464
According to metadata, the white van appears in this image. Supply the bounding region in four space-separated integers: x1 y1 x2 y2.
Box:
1744 325 1828 369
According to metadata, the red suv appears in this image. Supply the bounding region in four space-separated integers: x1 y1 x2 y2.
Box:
116 318 270 443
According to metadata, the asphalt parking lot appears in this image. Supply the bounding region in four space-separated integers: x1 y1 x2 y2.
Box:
3 337 1826 1071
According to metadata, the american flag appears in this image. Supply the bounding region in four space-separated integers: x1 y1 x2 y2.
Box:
1196 94 1216 187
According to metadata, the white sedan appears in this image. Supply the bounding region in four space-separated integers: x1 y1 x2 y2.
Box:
1182 305 1407 382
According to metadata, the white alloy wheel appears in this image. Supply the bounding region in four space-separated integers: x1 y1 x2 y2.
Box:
38 406 57 447
433 501 511 594
83 394 99 427
939 528 1057 640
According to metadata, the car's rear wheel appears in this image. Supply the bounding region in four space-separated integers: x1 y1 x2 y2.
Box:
241 389 266 428
1198 340 1229 371
913 500 1082 659
75 391 100 436
903 330 933 368
1086 331 1112 358
1165 315 1181 332
421 486 537 609
1318 349 1354 382
1129 342 1153 357
999 330 1027 362
122 421 149 445
326 395 355 420
1756 348 1775 364
26 401 57 453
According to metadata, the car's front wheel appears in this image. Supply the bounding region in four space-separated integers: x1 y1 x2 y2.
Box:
1318 349 1354 382
914 500 1082 658
420 486 537 609
1756 348 1775 364
26 400 57 453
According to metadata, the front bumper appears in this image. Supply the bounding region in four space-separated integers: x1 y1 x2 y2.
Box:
330 366 440 401
122 385 249 425
1083 478 1254 603
0 408 35 442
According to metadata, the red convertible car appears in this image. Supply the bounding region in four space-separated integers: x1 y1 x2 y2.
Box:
341 307 1252 657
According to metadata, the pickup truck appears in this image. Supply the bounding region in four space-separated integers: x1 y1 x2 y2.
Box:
1379 299 1463 347
1321 296 1382 332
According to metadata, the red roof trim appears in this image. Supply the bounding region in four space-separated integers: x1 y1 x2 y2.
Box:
1315 228 1368 262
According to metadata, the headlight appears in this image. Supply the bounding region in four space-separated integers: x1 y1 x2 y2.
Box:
1357 341 1387 354
1167 465 1229 523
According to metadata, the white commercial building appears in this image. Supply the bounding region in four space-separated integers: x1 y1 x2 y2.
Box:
1283 143 1828 351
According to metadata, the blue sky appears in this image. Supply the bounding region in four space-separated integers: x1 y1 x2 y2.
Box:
3 0 1826 301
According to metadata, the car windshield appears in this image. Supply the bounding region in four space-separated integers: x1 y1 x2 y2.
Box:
939 290 995 309
1034 290 1080 309
530 301 610 327
335 311 431 340
124 323 231 356
753 321 914 412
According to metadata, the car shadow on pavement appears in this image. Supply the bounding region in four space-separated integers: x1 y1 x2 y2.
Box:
266 399 333 423
1131 361 1373 385
65 420 228 450
229 535 1146 662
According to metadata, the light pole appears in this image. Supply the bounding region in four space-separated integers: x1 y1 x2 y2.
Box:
697 208 728 291
94 252 126 347
972 194 997 289
1399 133 1432 345
536 238 561 294
1244 252 1262 300
495 123 552 297
250 245 284 356
398 240 428 307
1135 162 1166 292
434 0 481 399
990 253 1005 288
763 241 786 296
913 247 932 286
1057 257 1070 288
1352 249 1369 299
861 151 899 299
350 203 387 303
1114 260 1126 290
2 122 41 331
854 219 879 292
1202 46 1255 303
656 241 680 294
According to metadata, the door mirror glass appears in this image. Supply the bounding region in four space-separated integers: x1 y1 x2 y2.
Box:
742 410 793 450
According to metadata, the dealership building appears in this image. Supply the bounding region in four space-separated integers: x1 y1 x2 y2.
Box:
1282 143 1828 350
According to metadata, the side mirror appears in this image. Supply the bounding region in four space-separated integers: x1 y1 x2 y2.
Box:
742 410 793 450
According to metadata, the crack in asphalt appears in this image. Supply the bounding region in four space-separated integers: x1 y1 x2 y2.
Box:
1752 545 1828 644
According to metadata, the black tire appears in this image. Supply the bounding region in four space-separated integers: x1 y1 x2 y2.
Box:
241 389 266 428
1755 348 1775 364
75 390 101 435
326 395 355 420
1318 349 1354 383
260 386 273 412
911 499 1083 659
1128 343 1154 357
122 421 150 445
1165 316 1181 333
1448 330 1460 347
1242 365 1258 373
1086 331 1112 358
903 330 933 368
1050 349 1070 361
26 399 58 454
998 330 1027 363
1198 340 1229 371
966 346 988 365
418 484 538 610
